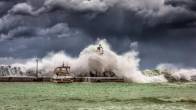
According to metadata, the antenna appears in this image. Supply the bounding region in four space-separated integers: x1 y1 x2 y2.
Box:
35 57 39 78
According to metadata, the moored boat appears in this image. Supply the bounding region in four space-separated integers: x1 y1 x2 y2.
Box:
51 63 73 83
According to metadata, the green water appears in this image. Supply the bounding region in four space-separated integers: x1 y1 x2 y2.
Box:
0 82 196 110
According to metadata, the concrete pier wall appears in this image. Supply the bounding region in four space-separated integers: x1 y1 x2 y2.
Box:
0 76 124 82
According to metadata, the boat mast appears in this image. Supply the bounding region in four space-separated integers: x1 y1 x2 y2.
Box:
36 58 39 78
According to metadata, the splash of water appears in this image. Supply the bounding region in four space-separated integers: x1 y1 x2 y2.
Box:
10 39 168 83
157 63 196 81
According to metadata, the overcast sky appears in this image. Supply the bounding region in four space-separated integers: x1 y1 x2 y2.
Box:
0 0 196 69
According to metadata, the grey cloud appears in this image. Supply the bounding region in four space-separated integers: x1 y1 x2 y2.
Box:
0 14 23 33
32 0 196 38
42 0 166 13
0 26 38 41
7 0 196 33
0 1 12 16
43 0 110 12
0 33 94 58
0 22 84 41
0 57 27 65
0 10 68 40
9 2 34 15
165 0 196 11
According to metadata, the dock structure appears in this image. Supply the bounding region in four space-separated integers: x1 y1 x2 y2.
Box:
0 75 196 82
73 77 124 82
0 64 124 82
0 76 124 82
0 76 51 82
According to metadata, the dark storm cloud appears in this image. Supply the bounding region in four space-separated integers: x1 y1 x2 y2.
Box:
0 29 93 58
165 0 196 11
0 0 196 69
1 0 196 40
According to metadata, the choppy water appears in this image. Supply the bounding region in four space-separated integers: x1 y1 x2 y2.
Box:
0 82 196 110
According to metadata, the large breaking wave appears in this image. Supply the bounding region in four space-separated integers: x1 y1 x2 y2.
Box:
0 39 196 83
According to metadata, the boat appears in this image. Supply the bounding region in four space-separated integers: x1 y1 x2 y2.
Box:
51 63 73 83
